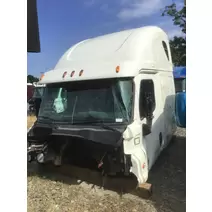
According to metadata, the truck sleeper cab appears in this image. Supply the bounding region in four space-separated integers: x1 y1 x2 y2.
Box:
27 26 177 185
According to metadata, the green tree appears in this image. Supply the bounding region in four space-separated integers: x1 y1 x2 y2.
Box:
162 3 186 66
27 74 39 83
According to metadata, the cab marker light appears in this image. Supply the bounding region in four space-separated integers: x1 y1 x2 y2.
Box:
116 66 120 73
70 71 75 77
62 71 67 78
40 73 45 80
79 70 84 76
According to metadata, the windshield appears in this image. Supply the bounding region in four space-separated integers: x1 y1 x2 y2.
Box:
33 87 45 98
38 78 133 124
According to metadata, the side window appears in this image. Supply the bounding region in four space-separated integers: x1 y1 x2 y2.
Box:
139 79 156 119
162 41 169 61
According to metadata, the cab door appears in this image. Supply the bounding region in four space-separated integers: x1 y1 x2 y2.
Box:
136 73 164 170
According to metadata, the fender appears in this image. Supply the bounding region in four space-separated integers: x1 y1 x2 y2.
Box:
123 121 148 184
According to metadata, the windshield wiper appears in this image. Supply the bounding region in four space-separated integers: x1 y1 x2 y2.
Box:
94 123 120 132
38 116 122 133
38 116 55 122
38 116 76 126
73 121 121 133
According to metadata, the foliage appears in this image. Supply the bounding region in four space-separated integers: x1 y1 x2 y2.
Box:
162 3 186 66
27 75 39 83
162 3 186 34
169 36 186 66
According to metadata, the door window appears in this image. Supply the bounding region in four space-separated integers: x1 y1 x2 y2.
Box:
139 79 156 119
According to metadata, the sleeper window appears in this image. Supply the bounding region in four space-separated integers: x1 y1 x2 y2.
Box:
162 41 169 61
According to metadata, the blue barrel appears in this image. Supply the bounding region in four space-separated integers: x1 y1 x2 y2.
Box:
175 92 186 128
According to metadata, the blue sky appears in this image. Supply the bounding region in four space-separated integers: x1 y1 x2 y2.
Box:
27 0 184 77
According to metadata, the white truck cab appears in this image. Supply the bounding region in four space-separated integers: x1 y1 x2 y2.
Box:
28 26 177 185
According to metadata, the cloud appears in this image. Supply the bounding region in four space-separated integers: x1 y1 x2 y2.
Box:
83 0 185 40
100 3 109 12
84 0 111 13
84 0 96 7
117 0 168 21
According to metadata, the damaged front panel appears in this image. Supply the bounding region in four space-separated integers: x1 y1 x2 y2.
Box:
27 122 132 175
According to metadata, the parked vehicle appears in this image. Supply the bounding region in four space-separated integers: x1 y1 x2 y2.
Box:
27 83 34 102
27 26 185 185
173 66 186 93
28 82 46 115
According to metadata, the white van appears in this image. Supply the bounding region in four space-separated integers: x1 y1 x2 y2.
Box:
28 26 177 185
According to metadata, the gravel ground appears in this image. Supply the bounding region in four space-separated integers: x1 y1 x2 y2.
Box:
27 127 186 212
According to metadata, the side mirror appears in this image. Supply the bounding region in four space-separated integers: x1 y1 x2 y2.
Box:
175 92 186 128
142 123 151 136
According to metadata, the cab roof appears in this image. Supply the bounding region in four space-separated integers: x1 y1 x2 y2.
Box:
40 26 173 84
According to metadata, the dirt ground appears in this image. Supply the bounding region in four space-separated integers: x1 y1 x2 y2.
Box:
27 118 186 212
27 115 36 129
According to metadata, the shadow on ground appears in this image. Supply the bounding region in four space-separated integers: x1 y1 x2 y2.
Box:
149 135 186 211
28 134 186 212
